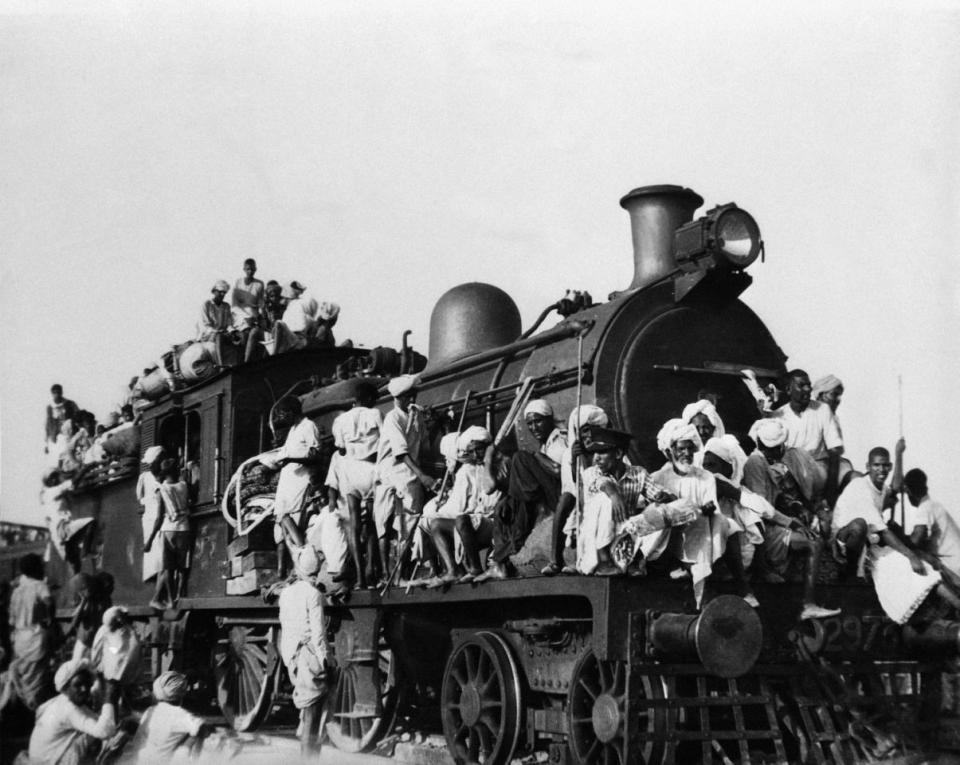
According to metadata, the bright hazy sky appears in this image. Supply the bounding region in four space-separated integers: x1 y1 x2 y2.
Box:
2 1 959 526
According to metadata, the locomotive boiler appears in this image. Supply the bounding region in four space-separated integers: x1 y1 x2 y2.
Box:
46 185 951 765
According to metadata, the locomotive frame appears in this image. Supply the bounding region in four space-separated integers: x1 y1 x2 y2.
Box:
47 185 949 765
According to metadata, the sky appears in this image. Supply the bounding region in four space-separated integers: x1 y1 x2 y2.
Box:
1 0 959 526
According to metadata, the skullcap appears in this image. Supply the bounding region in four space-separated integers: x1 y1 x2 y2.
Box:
439 432 460 466
290 280 307 293
54 658 91 693
567 405 609 445
141 445 165 465
101 605 128 627
317 302 340 321
212 280 230 293
657 418 702 453
457 426 492 451
811 374 843 398
704 435 748 486
523 399 553 419
293 544 321 578
153 671 189 703
749 418 787 448
387 374 421 397
681 400 726 437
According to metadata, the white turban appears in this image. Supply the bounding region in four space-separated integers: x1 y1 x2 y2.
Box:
457 426 492 452
387 374 421 397
142 445 165 465
523 399 553 419
812 374 843 399
681 400 725 438
317 301 340 321
439 432 460 468
300 296 319 320
749 418 787 448
567 405 609 446
212 279 230 293
656 418 702 454
293 544 321 579
153 670 189 703
704 435 748 486
54 658 91 693
101 606 128 628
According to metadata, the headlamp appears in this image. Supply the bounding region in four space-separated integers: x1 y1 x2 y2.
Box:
673 203 763 272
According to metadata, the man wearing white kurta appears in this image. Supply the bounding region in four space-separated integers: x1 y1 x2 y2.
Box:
374 374 432 579
136 446 165 583
326 380 383 588
278 543 329 757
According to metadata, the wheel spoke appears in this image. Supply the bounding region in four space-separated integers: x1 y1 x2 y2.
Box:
578 677 598 701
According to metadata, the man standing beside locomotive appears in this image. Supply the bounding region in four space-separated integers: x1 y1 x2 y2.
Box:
770 369 846 508
375 374 434 583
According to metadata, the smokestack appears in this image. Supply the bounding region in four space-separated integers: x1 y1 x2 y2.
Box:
619 184 704 291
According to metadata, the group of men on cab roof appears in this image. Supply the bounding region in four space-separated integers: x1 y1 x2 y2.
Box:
264 366 960 626
198 258 342 363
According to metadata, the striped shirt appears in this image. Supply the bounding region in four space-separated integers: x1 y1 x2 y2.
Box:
583 465 665 512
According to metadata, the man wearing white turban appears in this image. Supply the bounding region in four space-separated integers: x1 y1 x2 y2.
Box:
375 375 432 582
650 419 738 608
681 399 726 447
424 427 501 585
277 530 329 756
127 671 206 763
542 405 610 576
27 658 119 765
480 399 566 580
703 436 840 620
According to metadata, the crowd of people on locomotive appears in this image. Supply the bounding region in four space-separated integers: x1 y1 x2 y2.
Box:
250 364 960 632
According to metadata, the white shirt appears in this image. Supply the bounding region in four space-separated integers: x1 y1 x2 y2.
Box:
278 579 328 668
281 297 317 335
29 695 116 764
159 481 191 533
231 277 264 321
773 400 843 460
131 702 205 764
332 407 382 461
539 428 566 466
832 474 887 534
912 496 960 576
377 407 425 471
444 463 501 519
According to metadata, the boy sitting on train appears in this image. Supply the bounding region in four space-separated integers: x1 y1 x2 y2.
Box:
902 466 960 585
414 432 462 585
481 399 565 581
325 380 383 589
423 427 501 585
701 435 840 620
261 395 321 577
375 374 434 584
650 419 747 608
574 426 686 577
542 405 611 577
146 459 192 609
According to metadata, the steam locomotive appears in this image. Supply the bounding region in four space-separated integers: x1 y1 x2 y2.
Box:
47 185 951 764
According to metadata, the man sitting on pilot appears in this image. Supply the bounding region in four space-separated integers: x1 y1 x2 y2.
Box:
423 426 501 585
